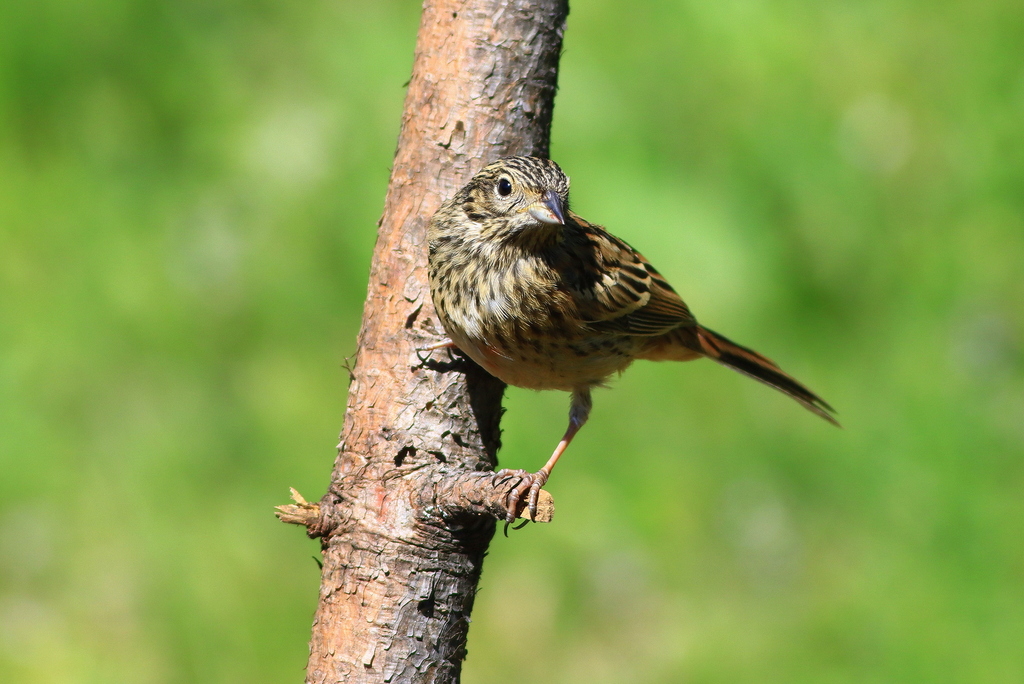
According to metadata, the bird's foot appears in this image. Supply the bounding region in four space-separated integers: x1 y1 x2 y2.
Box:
491 468 549 525
414 339 457 367
421 339 456 352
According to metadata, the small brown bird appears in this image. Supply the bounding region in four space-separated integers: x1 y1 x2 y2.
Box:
427 157 837 522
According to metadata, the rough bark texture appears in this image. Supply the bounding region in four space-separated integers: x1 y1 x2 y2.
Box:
282 2 569 682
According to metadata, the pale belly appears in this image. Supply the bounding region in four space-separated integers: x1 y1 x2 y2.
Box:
446 326 638 392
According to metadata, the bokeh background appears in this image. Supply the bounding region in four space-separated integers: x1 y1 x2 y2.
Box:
2 0 1024 682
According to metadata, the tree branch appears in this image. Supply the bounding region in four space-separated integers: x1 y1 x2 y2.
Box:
278 2 569 682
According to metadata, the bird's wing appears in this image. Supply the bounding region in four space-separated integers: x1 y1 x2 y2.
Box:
570 213 696 336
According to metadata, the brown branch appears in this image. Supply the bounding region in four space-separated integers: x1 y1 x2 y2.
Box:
276 485 554 529
277 2 569 682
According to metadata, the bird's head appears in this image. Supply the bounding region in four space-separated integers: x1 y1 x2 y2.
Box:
458 156 571 243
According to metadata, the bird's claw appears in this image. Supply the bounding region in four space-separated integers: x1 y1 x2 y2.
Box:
490 470 522 488
491 468 549 525
413 340 460 370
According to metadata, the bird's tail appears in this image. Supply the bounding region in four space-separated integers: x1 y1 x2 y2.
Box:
665 325 839 426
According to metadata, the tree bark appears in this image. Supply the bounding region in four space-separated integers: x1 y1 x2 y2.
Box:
277 2 569 682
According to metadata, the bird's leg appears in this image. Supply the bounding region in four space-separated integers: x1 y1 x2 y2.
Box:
495 389 592 524
421 339 457 352
414 339 457 366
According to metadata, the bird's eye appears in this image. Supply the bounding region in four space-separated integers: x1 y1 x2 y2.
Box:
496 178 513 196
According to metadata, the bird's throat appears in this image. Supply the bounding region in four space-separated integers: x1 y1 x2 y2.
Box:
508 221 564 251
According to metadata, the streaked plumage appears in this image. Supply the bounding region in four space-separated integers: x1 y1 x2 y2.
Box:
427 156 837 521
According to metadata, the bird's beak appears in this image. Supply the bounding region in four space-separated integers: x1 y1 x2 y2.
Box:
527 190 566 225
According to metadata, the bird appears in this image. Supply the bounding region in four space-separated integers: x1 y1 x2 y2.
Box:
426 156 837 522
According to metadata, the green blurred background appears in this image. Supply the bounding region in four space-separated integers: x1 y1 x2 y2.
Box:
2 0 1023 682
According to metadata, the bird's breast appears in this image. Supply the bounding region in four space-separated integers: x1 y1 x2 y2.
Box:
430 242 641 390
